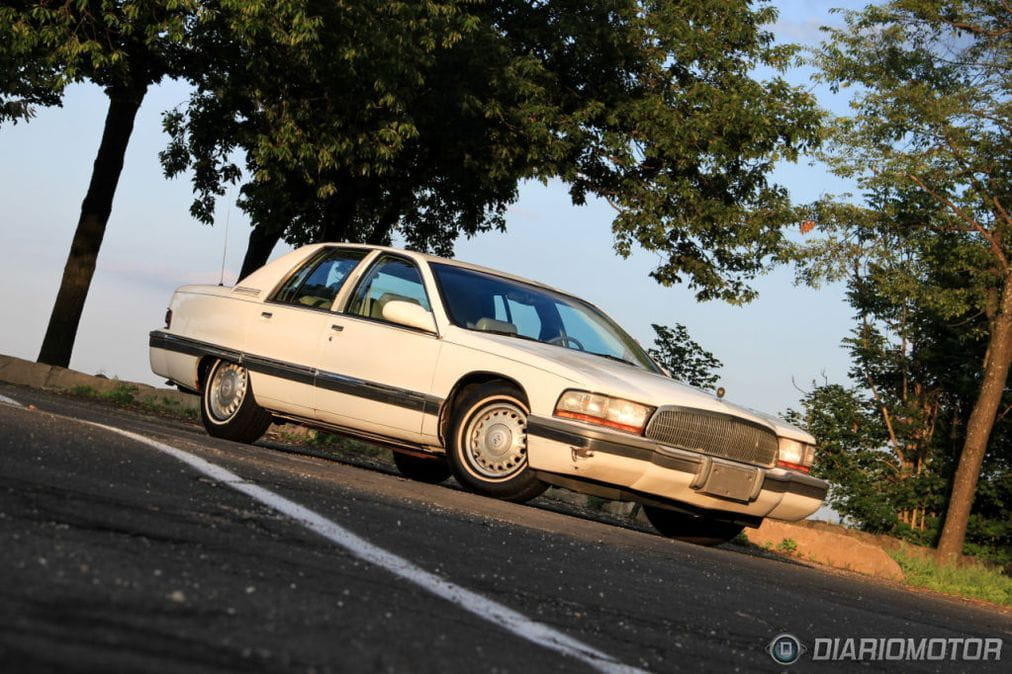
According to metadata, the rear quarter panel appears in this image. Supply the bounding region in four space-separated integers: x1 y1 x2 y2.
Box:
154 288 261 390
151 246 322 391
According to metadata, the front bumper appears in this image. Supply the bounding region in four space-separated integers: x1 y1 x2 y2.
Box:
526 415 828 523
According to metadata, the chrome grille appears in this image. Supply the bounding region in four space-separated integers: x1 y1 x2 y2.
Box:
645 407 778 467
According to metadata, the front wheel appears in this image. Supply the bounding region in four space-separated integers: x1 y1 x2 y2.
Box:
447 382 547 502
201 359 273 443
643 505 744 546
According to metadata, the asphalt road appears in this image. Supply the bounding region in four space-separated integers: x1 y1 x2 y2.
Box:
0 382 1008 673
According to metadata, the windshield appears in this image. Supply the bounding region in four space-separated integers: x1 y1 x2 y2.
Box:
430 263 659 373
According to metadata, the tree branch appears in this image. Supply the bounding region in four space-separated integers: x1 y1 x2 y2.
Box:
992 194 1012 229
907 173 1008 271
942 20 1012 39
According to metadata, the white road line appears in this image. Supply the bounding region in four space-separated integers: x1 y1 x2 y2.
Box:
0 393 23 407
87 421 645 674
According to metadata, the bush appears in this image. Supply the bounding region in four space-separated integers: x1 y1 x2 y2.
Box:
101 384 137 405
890 549 1011 606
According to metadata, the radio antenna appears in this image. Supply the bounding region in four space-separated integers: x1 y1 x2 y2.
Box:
218 200 231 286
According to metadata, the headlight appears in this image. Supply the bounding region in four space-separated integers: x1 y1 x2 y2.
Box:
777 437 816 473
554 390 654 434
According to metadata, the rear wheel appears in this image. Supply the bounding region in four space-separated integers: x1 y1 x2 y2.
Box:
201 359 272 443
447 382 547 502
393 451 451 484
643 505 744 546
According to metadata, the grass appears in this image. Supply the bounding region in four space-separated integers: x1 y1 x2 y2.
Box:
730 531 750 546
311 432 391 463
889 548 1012 606
267 427 393 466
776 538 798 554
67 384 198 421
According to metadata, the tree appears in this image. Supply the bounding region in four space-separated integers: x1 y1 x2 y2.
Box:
503 1 822 304
647 324 722 389
789 243 992 542
164 1 822 296
790 279 1012 560
791 383 902 533
0 35 61 124
0 1 205 367
161 0 507 279
800 0 1011 560
0 1 330 367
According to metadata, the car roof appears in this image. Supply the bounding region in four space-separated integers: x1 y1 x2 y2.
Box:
316 242 574 297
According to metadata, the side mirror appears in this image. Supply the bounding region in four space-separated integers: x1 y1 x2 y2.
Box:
382 300 437 333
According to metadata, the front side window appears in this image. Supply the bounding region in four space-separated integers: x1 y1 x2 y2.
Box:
347 256 431 321
273 248 366 309
431 263 659 372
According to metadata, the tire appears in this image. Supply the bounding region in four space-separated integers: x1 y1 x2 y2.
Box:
200 359 273 443
446 382 547 502
393 451 451 484
643 505 745 546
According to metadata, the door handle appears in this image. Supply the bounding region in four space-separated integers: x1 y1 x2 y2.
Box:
261 311 273 319
331 324 344 332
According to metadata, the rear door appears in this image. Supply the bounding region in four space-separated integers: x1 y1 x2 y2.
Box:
245 247 367 415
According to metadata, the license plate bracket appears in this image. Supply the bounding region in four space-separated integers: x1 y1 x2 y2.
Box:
698 460 760 502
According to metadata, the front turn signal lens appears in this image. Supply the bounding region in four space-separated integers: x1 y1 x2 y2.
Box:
777 437 816 473
554 390 653 434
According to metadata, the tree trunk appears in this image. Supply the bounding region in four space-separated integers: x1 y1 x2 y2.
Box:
368 206 400 246
37 85 147 367
935 273 1012 562
237 222 282 281
318 179 357 243
368 189 409 246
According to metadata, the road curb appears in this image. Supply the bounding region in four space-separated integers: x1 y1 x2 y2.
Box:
745 519 905 581
0 353 199 412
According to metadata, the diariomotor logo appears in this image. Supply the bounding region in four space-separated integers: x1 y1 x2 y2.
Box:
767 633 805 665
766 633 1003 665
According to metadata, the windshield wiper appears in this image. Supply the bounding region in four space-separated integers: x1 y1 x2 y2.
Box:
479 328 539 343
588 351 639 368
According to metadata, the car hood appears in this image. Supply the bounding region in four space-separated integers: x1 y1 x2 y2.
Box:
446 327 814 443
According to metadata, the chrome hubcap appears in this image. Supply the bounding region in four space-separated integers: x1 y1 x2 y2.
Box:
465 402 527 479
209 362 247 421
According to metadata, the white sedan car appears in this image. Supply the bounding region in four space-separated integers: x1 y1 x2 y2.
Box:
150 243 827 544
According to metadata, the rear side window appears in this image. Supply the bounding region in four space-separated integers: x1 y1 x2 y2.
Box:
273 249 366 309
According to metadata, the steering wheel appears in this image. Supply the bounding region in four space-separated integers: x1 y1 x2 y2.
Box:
547 334 585 351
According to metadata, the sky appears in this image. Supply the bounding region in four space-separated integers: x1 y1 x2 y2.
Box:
0 1 864 421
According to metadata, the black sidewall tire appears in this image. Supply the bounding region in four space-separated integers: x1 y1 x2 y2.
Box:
447 383 547 502
200 359 273 444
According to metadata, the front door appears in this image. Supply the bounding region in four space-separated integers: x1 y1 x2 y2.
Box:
314 255 441 442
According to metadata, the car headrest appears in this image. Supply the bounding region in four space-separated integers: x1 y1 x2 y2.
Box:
299 295 330 308
373 292 419 319
475 318 517 335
